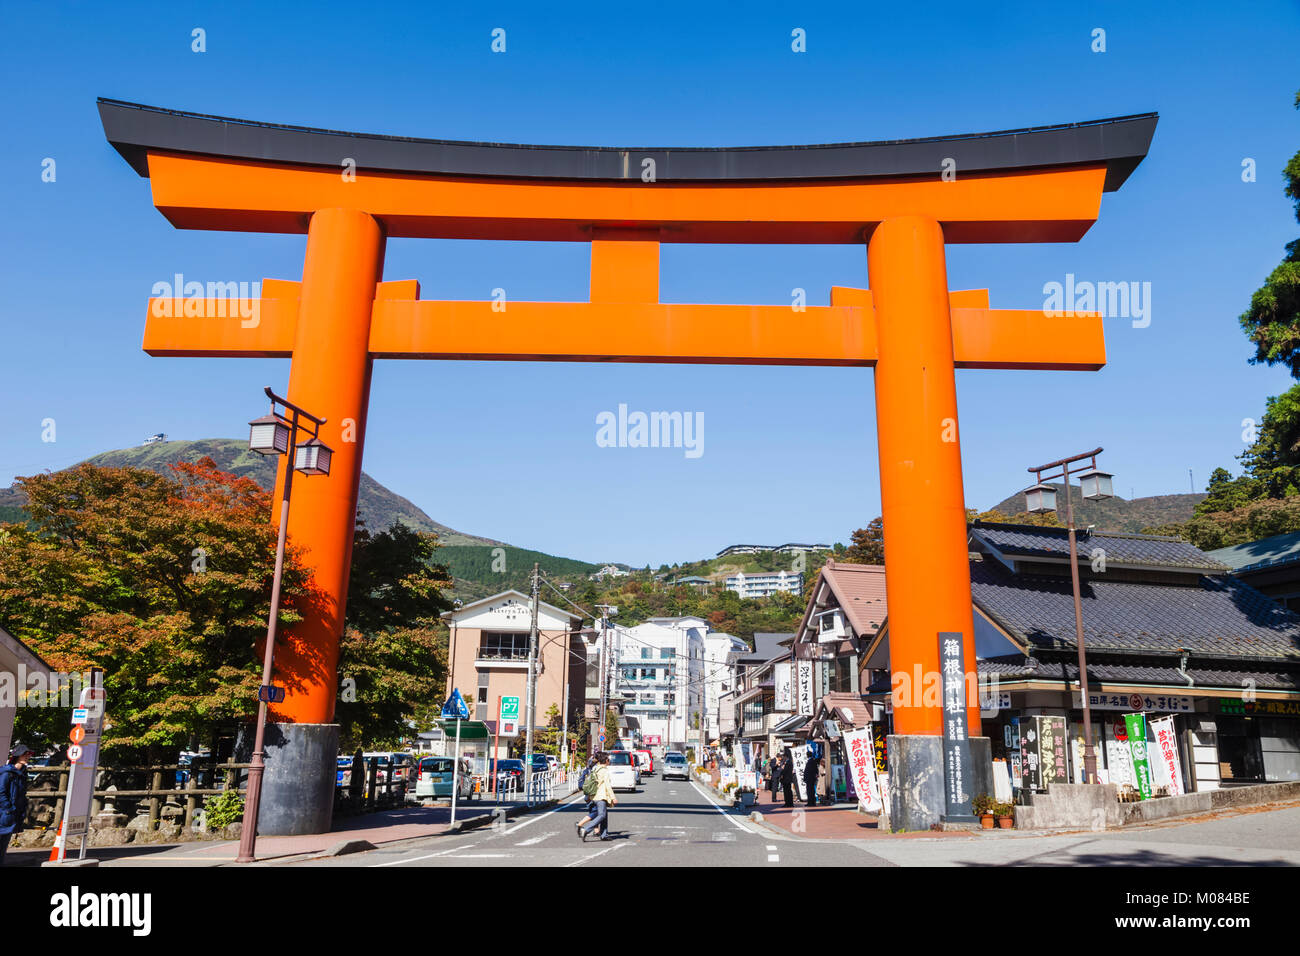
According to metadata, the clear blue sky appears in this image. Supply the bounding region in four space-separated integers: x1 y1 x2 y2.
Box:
1 2 1297 567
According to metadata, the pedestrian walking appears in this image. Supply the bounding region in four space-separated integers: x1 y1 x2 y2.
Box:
780 748 795 808
579 751 617 841
574 756 599 835
0 743 33 866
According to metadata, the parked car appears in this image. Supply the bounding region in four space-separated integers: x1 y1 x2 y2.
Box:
661 752 690 781
634 749 654 776
335 755 355 787
363 751 415 794
489 758 526 794
606 750 639 792
525 753 551 775
414 756 475 801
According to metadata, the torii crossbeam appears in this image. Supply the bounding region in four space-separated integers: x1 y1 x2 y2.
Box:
101 99 1155 833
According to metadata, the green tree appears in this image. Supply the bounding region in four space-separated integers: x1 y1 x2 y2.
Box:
0 459 313 758
1240 90 1300 375
603 707 621 749
336 520 454 749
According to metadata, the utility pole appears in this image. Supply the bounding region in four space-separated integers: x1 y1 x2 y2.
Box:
595 605 615 753
524 562 540 796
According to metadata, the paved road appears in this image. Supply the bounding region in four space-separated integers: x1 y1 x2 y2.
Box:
293 780 1300 868
298 774 886 868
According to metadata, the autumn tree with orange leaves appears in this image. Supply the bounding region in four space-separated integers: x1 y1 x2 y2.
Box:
0 458 452 757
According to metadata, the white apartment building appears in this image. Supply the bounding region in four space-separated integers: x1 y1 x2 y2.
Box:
596 616 706 751
725 570 803 599
702 632 748 741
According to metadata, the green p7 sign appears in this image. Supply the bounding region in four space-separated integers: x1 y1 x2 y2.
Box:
500 696 520 720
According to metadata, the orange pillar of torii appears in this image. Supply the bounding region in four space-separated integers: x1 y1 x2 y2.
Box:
101 100 1155 832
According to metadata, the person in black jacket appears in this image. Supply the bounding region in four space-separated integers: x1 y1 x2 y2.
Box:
804 752 821 807
0 743 33 866
780 748 795 807
766 755 782 804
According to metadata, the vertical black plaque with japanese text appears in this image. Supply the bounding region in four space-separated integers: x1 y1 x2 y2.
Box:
939 631 975 820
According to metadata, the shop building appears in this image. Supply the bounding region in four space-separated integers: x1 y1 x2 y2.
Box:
785 562 889 801
442 590 586 761
859 524 1300 793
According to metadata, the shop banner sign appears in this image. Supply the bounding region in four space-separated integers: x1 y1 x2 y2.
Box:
740 741 752 770
938 632 974 818
797 660 814 716
843 726 882 813
774 662 793 711
1124 713 1155 800
1150 716 1184 796
1075 692 1194 713
1039 716 1068 786
1019 715 1066 791
1105 737 1135 788
789 743 809 802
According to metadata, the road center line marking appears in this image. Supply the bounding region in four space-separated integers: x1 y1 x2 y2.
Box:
515 833 551 846
370 843 476 867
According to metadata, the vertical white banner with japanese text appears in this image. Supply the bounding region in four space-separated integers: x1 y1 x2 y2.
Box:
774 662 793 712
797 660 814 716
1150 716 1184 796
843 726 882 812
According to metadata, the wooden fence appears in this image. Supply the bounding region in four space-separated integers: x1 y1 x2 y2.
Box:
23 754 410 834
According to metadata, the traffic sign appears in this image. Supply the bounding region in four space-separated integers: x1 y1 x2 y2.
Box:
67 744 83 762
441 687 470 720
69 726 85 745
71 707 89 725
258 685 286 704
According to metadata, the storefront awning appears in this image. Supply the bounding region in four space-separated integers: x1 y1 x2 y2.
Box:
771 714 808 736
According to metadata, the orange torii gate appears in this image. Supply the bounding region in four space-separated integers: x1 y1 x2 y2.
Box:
100 99 1155 833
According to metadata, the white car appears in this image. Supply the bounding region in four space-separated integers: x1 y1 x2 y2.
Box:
605 751 640 792
413 756 475 802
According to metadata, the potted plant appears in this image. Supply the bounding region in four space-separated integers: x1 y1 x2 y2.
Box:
972 792 995 829
993 799 1015 828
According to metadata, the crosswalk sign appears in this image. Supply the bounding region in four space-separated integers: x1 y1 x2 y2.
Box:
441 687 470 720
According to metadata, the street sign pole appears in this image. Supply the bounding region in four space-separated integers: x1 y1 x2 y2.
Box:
56 669 104 863
493 697 501 801
449 717 463 827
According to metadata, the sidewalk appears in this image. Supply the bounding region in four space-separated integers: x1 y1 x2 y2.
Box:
15 794 567 867
749 794 972 840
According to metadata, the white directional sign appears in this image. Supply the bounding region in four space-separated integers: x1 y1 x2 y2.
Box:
58 675 105 855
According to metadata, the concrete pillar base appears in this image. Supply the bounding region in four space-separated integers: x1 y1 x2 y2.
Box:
887 734 944 831
237 722 338 836
886 734 994 831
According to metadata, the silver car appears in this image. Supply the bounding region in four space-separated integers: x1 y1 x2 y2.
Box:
661 752 690 781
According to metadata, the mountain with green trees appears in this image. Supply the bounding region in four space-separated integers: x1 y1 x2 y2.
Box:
0 438 606 597
0 437 503 546
987 487 1204 534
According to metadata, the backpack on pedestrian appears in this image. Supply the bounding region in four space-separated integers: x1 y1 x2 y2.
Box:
582 765 601 800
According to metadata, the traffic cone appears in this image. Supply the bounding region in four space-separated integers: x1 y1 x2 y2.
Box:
48 821 65 862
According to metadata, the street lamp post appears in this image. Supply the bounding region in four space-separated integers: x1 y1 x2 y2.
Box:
236 386 332 864
1024 446 1113 784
